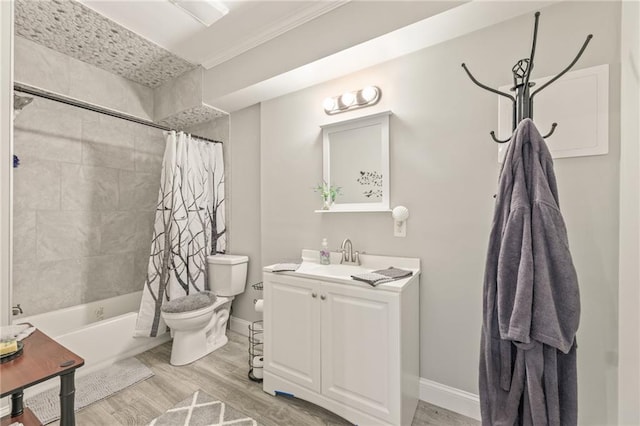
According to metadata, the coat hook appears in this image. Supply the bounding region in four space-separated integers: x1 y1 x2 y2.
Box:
489 131 511 144
542 122 558 139
529 35 593 101
462 12 592 144
491 122 558 144
461 63 515 102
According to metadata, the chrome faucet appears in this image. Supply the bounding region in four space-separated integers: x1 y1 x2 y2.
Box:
340 238 360 265
12 304 23 316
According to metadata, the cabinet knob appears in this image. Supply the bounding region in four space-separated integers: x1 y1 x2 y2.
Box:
312 293 317 298
320 295 326 301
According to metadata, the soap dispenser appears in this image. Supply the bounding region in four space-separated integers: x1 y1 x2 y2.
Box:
320 238 330 265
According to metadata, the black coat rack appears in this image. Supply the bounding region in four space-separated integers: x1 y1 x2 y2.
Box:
461 12 593 143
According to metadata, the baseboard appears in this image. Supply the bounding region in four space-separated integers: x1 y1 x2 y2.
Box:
419 378 481 421
229 315 251 337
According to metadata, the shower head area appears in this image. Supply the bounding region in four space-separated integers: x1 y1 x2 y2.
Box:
13 92 33 116
12 93 33 168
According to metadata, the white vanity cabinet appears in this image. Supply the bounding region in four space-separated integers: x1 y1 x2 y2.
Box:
263 266 419 426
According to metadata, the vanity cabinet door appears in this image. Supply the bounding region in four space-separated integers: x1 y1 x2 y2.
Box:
264 274 321 392
319 281 401 424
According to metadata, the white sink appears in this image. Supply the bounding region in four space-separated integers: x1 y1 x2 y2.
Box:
296 262 373 280
264 249 421 290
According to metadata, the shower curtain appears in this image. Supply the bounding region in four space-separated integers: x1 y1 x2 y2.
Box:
135 131 226 337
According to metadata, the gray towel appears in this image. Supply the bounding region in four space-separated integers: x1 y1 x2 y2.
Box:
352 267 412 286
375 267 413 280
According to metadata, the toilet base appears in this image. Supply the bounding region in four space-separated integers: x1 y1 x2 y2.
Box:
168 300 232 366
169 333 229 366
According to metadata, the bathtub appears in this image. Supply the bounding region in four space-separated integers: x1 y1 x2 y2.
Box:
14 291 170 395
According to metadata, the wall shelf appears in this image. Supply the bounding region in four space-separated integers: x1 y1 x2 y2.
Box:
314 209 391 213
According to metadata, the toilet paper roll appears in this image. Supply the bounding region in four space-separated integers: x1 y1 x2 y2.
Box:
253 356 264 379
254 299 264 313
253 367 263 379
253 355 264 368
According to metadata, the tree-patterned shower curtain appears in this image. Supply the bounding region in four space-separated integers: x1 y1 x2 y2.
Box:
135 131 226 337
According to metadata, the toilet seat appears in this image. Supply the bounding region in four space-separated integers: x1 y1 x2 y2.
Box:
161 296 231 321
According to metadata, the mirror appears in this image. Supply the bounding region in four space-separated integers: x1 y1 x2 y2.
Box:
321 111 391 212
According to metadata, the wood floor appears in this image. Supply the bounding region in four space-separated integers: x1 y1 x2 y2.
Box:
49 331 480 426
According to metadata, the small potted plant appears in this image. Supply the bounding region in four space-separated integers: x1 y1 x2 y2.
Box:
314 181 342 210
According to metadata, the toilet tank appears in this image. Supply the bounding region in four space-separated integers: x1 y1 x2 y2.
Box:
207 254 249 297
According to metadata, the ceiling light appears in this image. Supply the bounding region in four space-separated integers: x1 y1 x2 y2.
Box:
361 86 378 103
323 86 381 115
323 97 337 112
170 0 229 27
340 92 356 107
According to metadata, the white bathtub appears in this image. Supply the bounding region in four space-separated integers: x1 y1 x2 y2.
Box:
14 291 170 394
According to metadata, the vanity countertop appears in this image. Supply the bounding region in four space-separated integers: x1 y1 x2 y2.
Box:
263 249 420 292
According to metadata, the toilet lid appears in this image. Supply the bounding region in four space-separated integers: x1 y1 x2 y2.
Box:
161 291 217 314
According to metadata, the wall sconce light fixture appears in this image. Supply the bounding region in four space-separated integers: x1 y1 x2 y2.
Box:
323 86 381 115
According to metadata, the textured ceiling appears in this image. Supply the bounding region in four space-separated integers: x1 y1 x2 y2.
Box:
14 0 196 88
158 104 227 130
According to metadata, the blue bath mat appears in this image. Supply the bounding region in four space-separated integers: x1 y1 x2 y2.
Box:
26 357 154 424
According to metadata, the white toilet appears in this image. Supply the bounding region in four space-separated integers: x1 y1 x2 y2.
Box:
161 254 249 366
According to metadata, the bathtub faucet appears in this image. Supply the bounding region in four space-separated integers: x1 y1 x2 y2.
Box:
12 304 23 316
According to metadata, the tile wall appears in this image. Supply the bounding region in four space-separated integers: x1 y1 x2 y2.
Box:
14 37 154 120
12 98 164 316
11 35 226 318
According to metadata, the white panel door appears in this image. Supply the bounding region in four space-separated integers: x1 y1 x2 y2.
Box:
264 274 321 392
320 281 400 423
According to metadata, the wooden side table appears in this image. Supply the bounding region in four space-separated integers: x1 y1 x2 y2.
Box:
0 327 84 426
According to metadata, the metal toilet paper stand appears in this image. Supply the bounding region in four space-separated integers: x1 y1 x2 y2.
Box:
248 282 264 383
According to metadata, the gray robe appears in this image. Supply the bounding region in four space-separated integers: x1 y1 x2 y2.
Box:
479 119 580 426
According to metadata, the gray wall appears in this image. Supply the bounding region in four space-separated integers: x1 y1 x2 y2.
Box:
231 2 621 424
155 67 204 122
184 115 229 149
187 114 268 322
12 37 163 316
187 110 262 322
228 104 262 322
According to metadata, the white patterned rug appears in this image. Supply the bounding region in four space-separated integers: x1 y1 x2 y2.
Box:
149 390 258 426
26 357 154 424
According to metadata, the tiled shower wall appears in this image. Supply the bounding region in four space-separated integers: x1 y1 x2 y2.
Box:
13 101 164 316
12 37 164 317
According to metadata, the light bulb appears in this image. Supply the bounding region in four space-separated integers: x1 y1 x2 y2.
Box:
323 97 337 112
340 92 356 107
361 86 378 103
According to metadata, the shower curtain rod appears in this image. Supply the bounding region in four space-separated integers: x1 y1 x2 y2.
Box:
13 82 224 144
